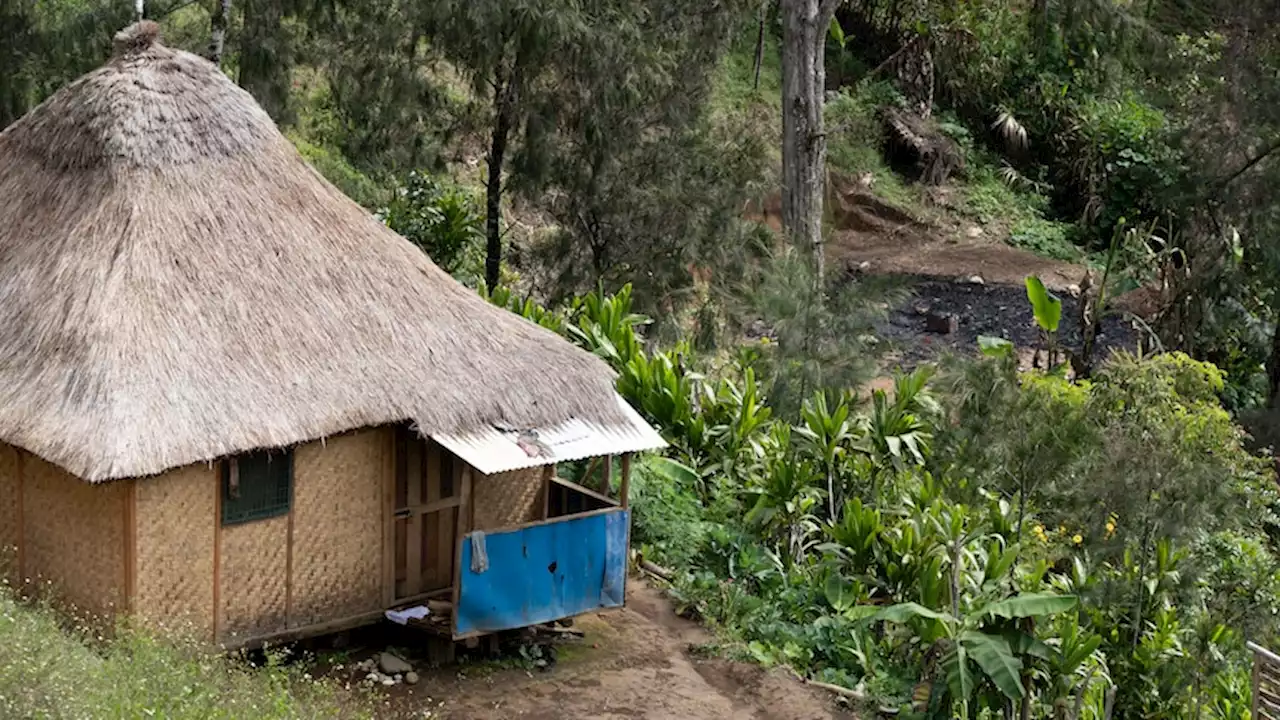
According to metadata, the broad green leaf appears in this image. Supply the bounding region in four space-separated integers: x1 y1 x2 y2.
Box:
943 643 974 700
1001 629 1052 660
876 602 956 625
640 456 700 486
1024 275 1062 333
961 631 1025 701
983 592 1078 619
1062 634 1103 670
824 575 858 613
828 17 846 48
977 335 1014 357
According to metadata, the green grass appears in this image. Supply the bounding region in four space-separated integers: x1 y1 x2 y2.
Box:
0 586 372 719
1008 217 1084 262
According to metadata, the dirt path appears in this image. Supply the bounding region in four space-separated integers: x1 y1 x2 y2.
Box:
826 188 1088 292
395 580 855 720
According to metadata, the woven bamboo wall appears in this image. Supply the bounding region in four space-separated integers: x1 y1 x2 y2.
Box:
472 466 547 530
22 454 125 616
290 428 386 628
219 513 289 642
134 462 216 638
0 443 18 575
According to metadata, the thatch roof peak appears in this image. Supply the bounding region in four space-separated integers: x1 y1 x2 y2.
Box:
0 26 632 482
113 20 162 56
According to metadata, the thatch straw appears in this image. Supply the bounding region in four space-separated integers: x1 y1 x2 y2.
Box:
0 22 627 482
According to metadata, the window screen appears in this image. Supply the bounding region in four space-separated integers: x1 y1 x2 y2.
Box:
221 449 293 525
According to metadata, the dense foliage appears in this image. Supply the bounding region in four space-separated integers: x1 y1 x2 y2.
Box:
509 284 1280 718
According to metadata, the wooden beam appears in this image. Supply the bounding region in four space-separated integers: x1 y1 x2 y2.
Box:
600 455 613 495
284 475 295 628
123 480 137 614
620 453 633 509
451 464 473 637
15 450 24 584
550 476 621 509
382 427 396 608
484 506 622 535
226 608 388 651
212 461 222 644
404 437 423 597
541 465 553 519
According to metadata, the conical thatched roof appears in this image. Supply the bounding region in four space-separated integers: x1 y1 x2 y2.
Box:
0 22 634 482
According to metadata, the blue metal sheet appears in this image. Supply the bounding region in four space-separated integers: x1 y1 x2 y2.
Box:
455 509 630 636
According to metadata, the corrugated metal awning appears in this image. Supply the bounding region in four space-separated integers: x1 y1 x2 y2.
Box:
432 395 667 476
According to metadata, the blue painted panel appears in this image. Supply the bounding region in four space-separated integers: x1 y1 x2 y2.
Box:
456 509 630 636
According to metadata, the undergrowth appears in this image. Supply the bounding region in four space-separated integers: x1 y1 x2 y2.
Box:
0 584 371 719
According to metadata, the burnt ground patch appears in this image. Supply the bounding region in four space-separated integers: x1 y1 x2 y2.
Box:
871 275 1139 369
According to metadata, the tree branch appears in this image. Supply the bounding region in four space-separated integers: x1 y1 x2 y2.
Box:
818 0 844 24
1216 136 1280 194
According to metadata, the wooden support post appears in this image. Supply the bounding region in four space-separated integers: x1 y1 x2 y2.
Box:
451 465 473 638
541 465 553 519
212 461 222 643
620 453 633 508
405 438 423 597
600 454 613 495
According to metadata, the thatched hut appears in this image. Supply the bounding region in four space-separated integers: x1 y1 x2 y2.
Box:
0 22 663 647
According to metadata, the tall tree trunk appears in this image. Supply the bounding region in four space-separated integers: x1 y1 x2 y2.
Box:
780 0 839 299
1269 319 1280 408
753 0 768 90
209 0 231 66
485 61 519 291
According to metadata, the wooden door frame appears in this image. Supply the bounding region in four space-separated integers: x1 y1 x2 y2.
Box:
388 425 462 606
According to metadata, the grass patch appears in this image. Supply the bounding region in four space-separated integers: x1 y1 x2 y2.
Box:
1008 217 1084 262
960 161 1048 225
825 82 918 208
0 587 371 719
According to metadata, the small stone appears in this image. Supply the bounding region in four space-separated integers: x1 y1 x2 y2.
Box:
381 677 396 687
379 652 413 675
858 261 871 272
405 671 420 685
366 672 381 683
967 275 985 285
394 674 403 683
965 226 984 238
925 312 958 335
1067 283 1081 297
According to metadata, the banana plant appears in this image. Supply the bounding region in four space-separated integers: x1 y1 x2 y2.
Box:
1025 275 1063 370
872 592 1079 719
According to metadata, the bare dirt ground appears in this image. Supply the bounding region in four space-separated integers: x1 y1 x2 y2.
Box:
383 580 856 720
825 187 1089 292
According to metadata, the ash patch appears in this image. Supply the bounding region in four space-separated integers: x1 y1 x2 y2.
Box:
875 277 1138 368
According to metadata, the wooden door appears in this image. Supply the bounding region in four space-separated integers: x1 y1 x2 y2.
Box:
393 426 460 602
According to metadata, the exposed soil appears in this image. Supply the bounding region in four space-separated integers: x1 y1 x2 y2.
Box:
873 276 1137 369
337 580 857 719
826 188 1089 292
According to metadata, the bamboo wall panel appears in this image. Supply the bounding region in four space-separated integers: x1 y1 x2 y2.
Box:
219 514 289 641
135 462 215 638
290 428 386 627
472 467 545 530
0 443 18 575
22 455 125 616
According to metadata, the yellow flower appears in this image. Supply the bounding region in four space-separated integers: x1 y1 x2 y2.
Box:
1105 521 1116 534
1072 534 1083 545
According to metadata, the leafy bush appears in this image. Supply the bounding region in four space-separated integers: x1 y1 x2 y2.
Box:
484 283 1278 718
379 171 484 277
